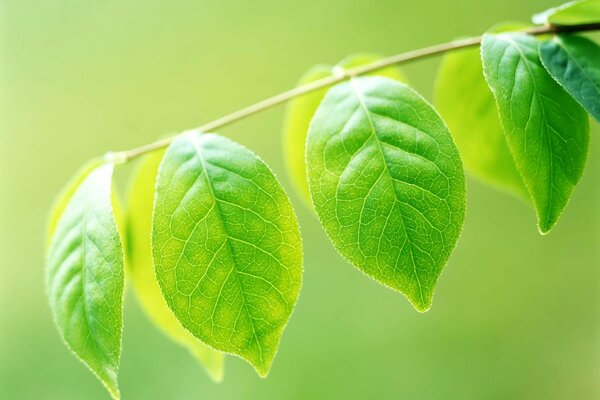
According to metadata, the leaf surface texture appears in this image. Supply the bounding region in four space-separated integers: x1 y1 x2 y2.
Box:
306 76 466 311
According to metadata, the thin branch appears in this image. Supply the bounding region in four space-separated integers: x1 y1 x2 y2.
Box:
111 22 600 163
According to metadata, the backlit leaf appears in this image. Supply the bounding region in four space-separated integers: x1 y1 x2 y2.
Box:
46 162 125 399
306 76 466 312
283 54 406 204
533 0 600 25
46 158 104 242
435 45 527 198
481 33 589 233
152 132 302 376
540 34 600 121
126 149 225 382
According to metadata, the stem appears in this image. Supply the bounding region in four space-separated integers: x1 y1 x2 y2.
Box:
112 22 600 163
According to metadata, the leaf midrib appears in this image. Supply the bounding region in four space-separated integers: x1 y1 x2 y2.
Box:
189 135 265 371
348 78 425 306
79 191 105 363
501 35 555 229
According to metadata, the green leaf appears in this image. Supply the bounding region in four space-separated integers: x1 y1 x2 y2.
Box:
46 162 125 400
435 45 527 198
481 33 590 233
540 34 600 121
152 132 303 376
126 150 225 382
283 54 406 204
533 0 600 25
46 158 104 243
306 76 466 312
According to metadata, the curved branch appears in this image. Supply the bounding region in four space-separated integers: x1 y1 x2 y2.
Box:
110 22 600 163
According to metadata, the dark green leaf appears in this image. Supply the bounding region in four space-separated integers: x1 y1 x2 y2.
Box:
481 33 590 233
540 34 600 121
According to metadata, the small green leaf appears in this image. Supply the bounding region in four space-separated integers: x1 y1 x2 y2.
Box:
435 45 527 198
46 162 125 399
126 149 225 382
533 0 600 25
283 54 406 204
540 34 600 121
306 76 466 312
152 132 302 376
481 33 590 233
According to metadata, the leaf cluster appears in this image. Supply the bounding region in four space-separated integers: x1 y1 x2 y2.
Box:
45 1 600 397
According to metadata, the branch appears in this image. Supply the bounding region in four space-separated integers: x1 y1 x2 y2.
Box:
110 22 600 163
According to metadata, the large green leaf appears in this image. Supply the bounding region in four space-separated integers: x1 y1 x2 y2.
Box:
435 45 527 198
46 162 125 399
283 54 406 204
126 150 225 382
533 0 600 25
540 34 600 121
481 33 590 233
306 76 466 312
152 132 302 376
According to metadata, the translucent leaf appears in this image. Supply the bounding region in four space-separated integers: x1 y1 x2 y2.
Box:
46 162 125 399
533 0 600 25
126 149 225 382
435 45 527 198
46 158 104 243
283 54 406 204
540 34 600 121
152 132 303 376
306 76 466 312
481 33 590 233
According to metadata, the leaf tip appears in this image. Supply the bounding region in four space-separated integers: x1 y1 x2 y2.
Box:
537 222 554 236
536 209 559 235
411 298 433 313
254 363 271 379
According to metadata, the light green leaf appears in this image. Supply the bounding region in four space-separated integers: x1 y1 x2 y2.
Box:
283 54 406 204
540 34 600 121
152 132 302 377
533 0 600 25
306 76 466 312
46 162 125 400
435 45 527 198
481 33 590 233
126 150 225 382
46 158 104 243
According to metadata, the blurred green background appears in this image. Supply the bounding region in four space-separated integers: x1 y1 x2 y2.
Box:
1 0 598 399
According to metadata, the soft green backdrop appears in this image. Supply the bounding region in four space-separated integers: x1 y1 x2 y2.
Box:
1 1 598 399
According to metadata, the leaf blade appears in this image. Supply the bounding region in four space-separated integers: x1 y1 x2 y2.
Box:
152 133 303 376
435 45 527 198
481 33 590 233
306 76 466 312
533 0 600 25
46 158 104 243
283 54 406 204
46 162 125 399
540 34 600 122
126 149 225 382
